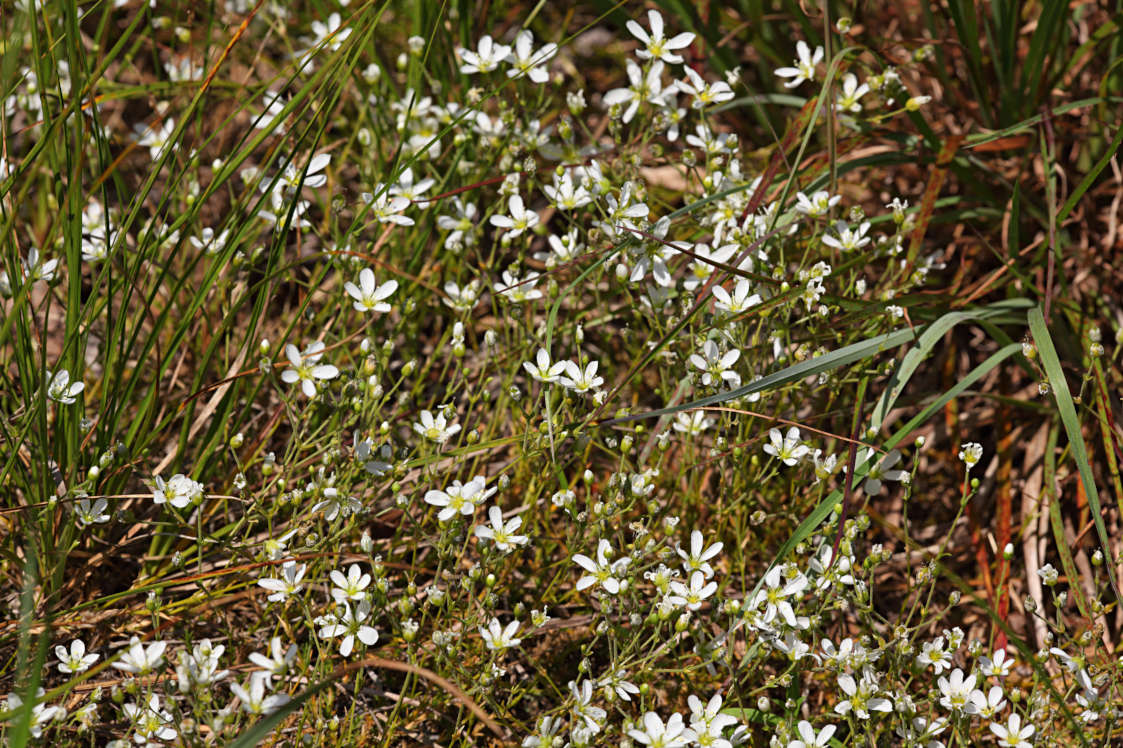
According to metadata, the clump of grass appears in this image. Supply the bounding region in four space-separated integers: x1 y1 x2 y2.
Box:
2 1 1122 746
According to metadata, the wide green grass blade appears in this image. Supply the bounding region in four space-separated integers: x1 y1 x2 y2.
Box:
1028 305 1120 601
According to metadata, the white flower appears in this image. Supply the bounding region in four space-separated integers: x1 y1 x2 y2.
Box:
673 410 714 435
542 172 593 211
414 409 462 444
916 636 952 674
857 448 908 494
231 672 291 715
573 539 629 595
489 194 540 237
330 563 372 603
598 669 640 702
775 41 823 88
668 570 718 611
257 560 307 602
627 711 690 748
970 685 1006 718
821 220 871 252
523 348 567 384
122 693 176 744
480 618 522 651
436 198 478 248
388 166 435 201
21 246 58 285
690 340 741 388
603 59 666 123
248 637 298 685
958 442 984 469
677 66 734 108
834 668 892 718
111 636 166 675
505 30 556 82
625 9 695 64
152 473 204 509
442 279 482 311
569 679 607 733
345 268 398 313
475 506 529 551
277 152 330 194
73 497 110 528
559 360 604 394
496 270 543 303
937 667 978 713
425 476 495 522
763 427 809 466
677 529 722 578
754 565 808 626
712 279 761 315
134 118 175 159
687 693 740 744
362 189 415 225
281 341 339 398
5 690 64 739
458 35 511 74
309 486 363 521
990 713 1034 748
979 648 1014 678
55 638 99 674
307 13 351 53
835 73 869 113
794 190 840 217
175 640 230 692
1037 563 1060 585
788 720 837 748
315 599 379 657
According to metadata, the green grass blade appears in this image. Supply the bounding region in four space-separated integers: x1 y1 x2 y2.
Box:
1028 305 1120 601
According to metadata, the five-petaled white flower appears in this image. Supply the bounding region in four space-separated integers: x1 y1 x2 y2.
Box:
788 720 837 748
626 9 695 64
489 194 540 237
775 41 823 88
73 497 110 528
677 67 734 108
458 35 511 74
480 618 522 651
763 427 810 466
690 340 741 388
475 505 529 551
56 639 99 674
281 341 339 398
231 673 290 715
958 441 984 469
937 667 979 713
248 636 298 686
122 693 176 744
677 529 723 578
257 560 307 602
523 348 567 384
990 713 1035 748
559 359 604 393
330 563 372 603
504 30 556 83
315 599 379 657
153 473 205 509
574 539 630 595
46 369 84 404
425 476 495 522
414 409 462 444
628 711 691 747
858 448 909 494
345 268 398 313
835 73 869 113
112 636 167 675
